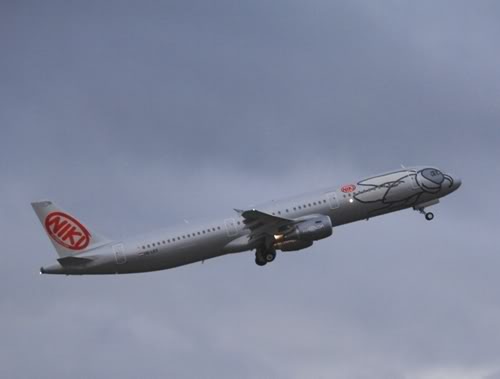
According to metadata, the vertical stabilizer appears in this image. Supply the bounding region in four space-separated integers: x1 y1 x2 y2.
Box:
31 201 112 257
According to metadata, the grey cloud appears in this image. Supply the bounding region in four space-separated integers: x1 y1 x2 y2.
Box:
1 1 500 378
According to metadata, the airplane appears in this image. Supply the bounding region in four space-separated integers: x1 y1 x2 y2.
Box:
33 166 462 275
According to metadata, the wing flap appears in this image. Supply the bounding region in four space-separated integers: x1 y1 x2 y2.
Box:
241 209 292 224
240 209 296 247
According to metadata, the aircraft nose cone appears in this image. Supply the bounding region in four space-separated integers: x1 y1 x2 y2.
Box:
453 176 462 191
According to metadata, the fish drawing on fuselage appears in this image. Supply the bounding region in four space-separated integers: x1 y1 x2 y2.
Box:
354 168 454 216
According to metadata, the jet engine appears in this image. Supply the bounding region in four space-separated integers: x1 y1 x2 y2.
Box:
284 215 333 241
273 215 332 252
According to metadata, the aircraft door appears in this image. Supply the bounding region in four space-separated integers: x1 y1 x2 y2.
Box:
113 243 127 264
224 218 238 237
325 192 340 209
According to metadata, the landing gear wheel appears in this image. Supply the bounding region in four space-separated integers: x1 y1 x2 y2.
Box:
265 251 276 263
255 247 275 266
255 250 267 266
425 212 434 221
255 257 267 266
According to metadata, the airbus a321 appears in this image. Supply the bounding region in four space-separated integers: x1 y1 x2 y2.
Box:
33 166 461 275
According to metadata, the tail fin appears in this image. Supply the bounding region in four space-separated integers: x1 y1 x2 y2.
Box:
31 201 112 258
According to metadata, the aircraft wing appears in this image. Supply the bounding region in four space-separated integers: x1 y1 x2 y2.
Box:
241 209 291 225
238 209 296 247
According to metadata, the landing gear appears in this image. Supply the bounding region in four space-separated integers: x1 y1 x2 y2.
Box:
414 200 440 222
255 248 276 266
255 255 267 266
414 206 435 221
265 250 276 262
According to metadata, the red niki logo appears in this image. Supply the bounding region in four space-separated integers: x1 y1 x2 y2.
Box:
45 212 91 250
341 184 356 193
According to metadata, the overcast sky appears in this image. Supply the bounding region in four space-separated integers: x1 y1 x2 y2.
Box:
1 1 500 378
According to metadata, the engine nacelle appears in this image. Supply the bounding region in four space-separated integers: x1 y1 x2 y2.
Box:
274 240 313 252
285 215 332 241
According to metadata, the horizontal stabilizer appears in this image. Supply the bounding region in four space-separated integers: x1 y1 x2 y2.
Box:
57 256 93 266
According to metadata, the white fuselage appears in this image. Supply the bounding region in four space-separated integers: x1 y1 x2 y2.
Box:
40 166 461 275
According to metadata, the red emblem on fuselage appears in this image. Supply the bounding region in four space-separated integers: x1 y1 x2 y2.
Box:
45 212 91 250
341 184 356 193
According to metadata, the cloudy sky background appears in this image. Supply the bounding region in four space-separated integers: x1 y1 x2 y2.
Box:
1 1 500 378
